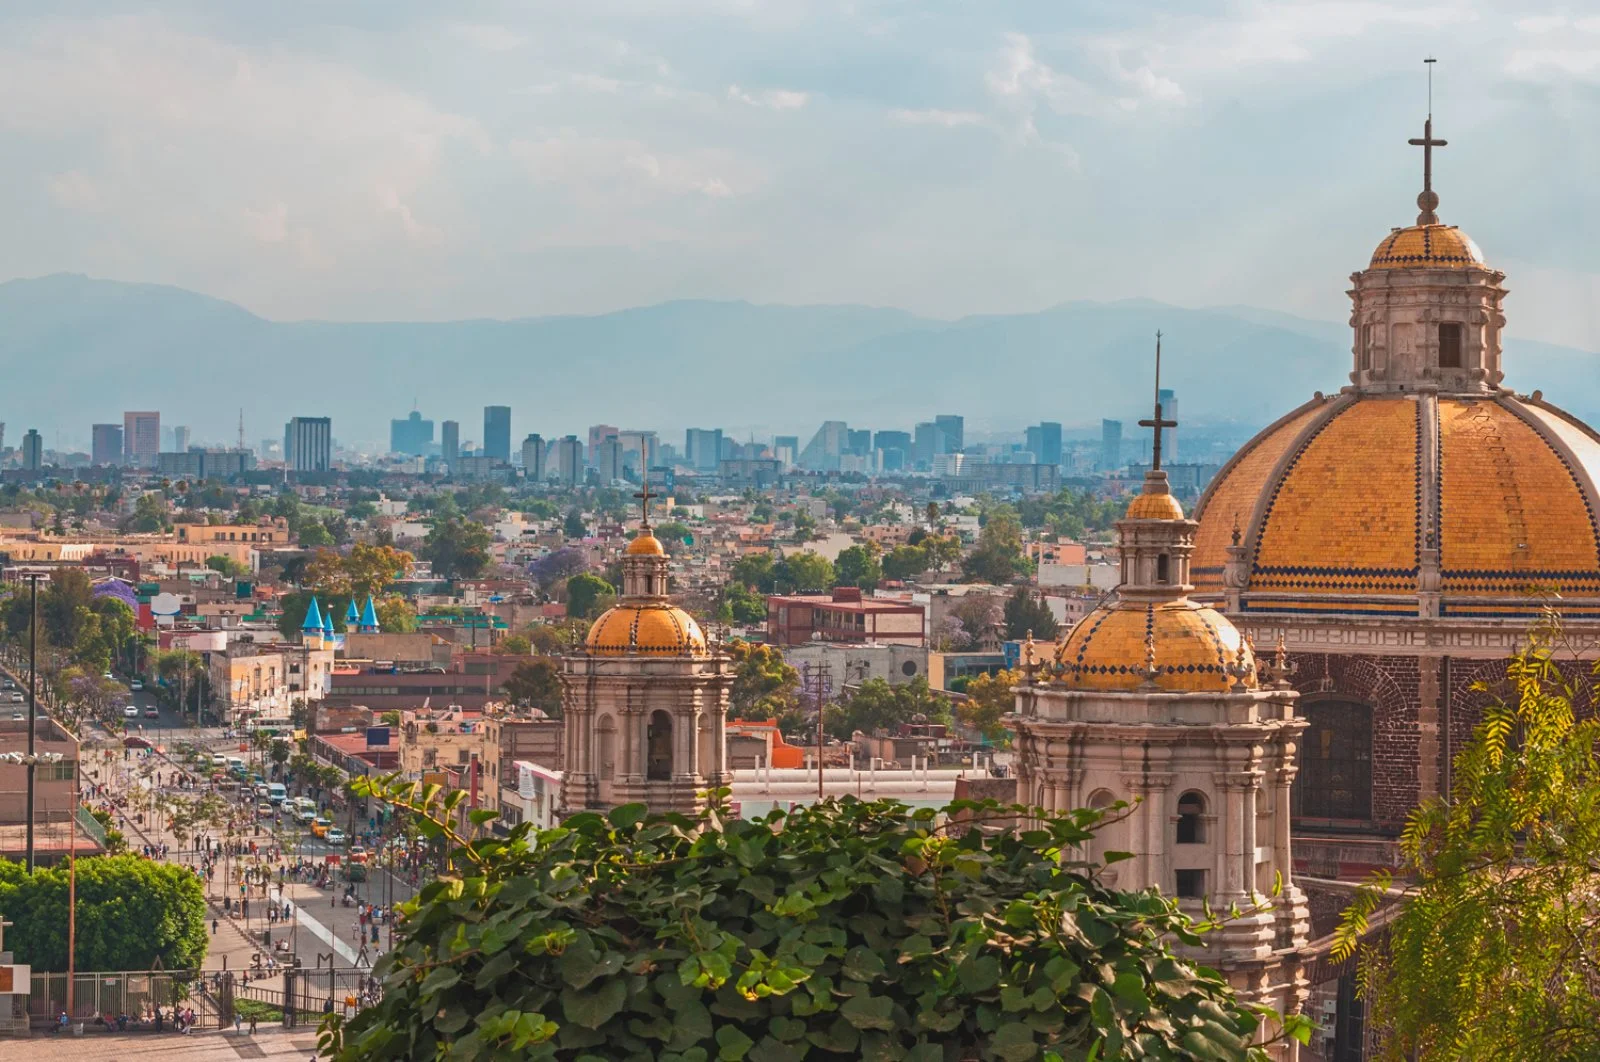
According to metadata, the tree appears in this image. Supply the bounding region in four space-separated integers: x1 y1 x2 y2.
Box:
829 676 948 739
327 783 1295 1061
500 634 531 656
956 669 1018 743
345 542 414 599
297 521 334 548
882 544 929 582
724 640 800 722
501 658 563 716
376 594 418 633
423 517 493 580
1337 614 1600 1058
205 554 247 579
950 594 1003 649
1002 586 1060 641
729 553 778 594
719 581 766 625
778 552 834 594
963 506 1028 584
123 493 169 533
563 508 587 539
565 572 615 621
529 547 588 589
0 854 208 971
303 548 352 595
834 544 883 590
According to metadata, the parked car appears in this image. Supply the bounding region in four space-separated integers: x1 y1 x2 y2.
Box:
8 693 22 704
256 802 274 817
129 679 144 691
123 705 140 718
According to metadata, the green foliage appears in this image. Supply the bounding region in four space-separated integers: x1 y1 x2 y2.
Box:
565 572 616 621
205 554 248 579
324 783 1282 1061
1003 587 1060 641
780 552 834 594
423 517 494 580
881 544 930 582
0 854 208 971
725 640 801 723
563 508 588 539
1338 613 1600 1059
1016 488 1123 539
501 658 563 717
828 676 949 740
298 520 335 548
964 506 1028 585
956 669 1019 743
123 492 170 533
720 581 767 625
834 544 883 590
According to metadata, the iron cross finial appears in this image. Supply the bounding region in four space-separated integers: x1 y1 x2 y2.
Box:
1137 331 1177 472
633 471 658 530
1409 59 1446 225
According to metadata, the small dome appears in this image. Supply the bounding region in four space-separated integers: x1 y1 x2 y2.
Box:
586 602 707 655
1368 224 1484 271
1056 601 1255 692
626 532 666 556
1126 491 1185 521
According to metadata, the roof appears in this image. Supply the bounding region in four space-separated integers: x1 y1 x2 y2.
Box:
586 602 708 655
1055 600 1256 692
1368 224 1485 271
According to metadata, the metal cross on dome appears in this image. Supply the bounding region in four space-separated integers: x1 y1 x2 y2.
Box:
1409 57 1447 224
1138 331 1177 472
633 473 658 529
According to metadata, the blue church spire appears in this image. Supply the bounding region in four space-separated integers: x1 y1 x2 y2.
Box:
301 596 324 633
359 595 381 634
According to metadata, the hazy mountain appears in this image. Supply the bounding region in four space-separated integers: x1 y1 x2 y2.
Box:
1 274 1594 449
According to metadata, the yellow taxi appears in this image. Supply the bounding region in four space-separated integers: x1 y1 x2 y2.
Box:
310 816 333 838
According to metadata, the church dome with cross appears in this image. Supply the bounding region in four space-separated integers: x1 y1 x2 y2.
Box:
1187 112 1600 621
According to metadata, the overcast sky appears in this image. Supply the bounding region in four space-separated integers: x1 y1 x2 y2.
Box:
1 1 1597 349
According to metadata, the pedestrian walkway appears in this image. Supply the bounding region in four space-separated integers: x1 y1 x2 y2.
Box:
23 1026 321 1060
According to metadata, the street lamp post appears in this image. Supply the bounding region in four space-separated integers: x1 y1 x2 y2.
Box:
25 573 40 871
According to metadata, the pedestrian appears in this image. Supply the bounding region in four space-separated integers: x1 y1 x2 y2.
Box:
248 1013 257 1035
234 1012 242 1032
211 918 218 935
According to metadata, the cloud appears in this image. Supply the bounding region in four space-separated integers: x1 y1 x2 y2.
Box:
511 135 747 201
449 23 525 52
48 170 102 211
889 108 985 128
727 84 809 110
1505 11 1600 82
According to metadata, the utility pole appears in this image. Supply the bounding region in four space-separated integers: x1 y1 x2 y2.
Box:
802 661 830 802
25 574 39 872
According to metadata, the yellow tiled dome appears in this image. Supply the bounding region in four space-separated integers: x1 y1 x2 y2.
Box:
1368 224 1484 271
626 532 666 556
1056 601 1255 692
1191 394 1600 616
1126 491 1185 521
586 602 707 655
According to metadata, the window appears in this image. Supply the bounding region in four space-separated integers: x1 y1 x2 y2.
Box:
1175 869 1206 899
1438 322 1463 369
1156 554 1170 584
901 660 918 677
647 710 673 781
1294 700 1373 821
1176 791 1206 844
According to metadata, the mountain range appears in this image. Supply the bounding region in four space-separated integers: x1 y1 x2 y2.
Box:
1 273 1596 451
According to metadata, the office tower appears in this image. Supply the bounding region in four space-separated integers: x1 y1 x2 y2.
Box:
555 436 583 486
441 420 460 465
483 406 512 463
684 428 724 471
595 439 624 483
91 424 124 466
1158 389 1178 462
935 414 964 453
873 430 911 453
618 430 657 474
173 426 191 453
0 424 5 452
1101 419 1123 472
846 429 872 457
798 421 848 471
123 411 160 467
587 424 620 465
913 422 943 471
522 434 546 480
287 417 333 473
390 410 434 456
1025 422 1063 467
21 429 42 472
771 435 798 468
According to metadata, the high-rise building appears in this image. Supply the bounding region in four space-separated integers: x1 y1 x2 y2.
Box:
595 439 624 483
21 429 43 472
587 424 620 465
1158 389 1178 462
173 426 191 454
846 429 872 457
1026 422 1063 467
772 435 799 468
873 430 911 453
123 411 160 467
684 428 724 471
618 430 657 474
798 421 848 471
913 422 943 471
390 411 434 456
555 436 583 486
522 434 546 480
1100 419 1123 472
935 414 964 453
287 417 332 473
483 406 512 463
91 424 124 466
441 420 460 466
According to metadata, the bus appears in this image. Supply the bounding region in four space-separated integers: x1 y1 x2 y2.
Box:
267 783 287 805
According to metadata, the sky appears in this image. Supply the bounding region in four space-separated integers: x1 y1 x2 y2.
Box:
1 1 1598 350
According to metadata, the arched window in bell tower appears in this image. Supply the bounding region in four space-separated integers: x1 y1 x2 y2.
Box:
1176 790 1206 844
647 710 673 781
1156 553 1171 584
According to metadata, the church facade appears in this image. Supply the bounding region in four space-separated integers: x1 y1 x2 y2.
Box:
1183 122 1600 878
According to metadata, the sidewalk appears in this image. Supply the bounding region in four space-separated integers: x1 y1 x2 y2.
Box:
22 1026 323 1059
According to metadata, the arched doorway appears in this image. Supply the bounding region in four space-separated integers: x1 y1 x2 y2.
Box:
1293 700 1372 821
647 710 673 781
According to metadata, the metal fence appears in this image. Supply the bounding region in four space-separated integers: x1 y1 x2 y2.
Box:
282 965 380 1028
26 968 217 1029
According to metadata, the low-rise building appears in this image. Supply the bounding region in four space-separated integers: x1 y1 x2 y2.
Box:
766 587 924 647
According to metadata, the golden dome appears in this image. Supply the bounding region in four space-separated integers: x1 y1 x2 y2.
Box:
626 532 666 556
1056 601 1255 692
1126 491 1185 521
1192 394 1600 616
1368 224 1484 271
586 602 707 655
